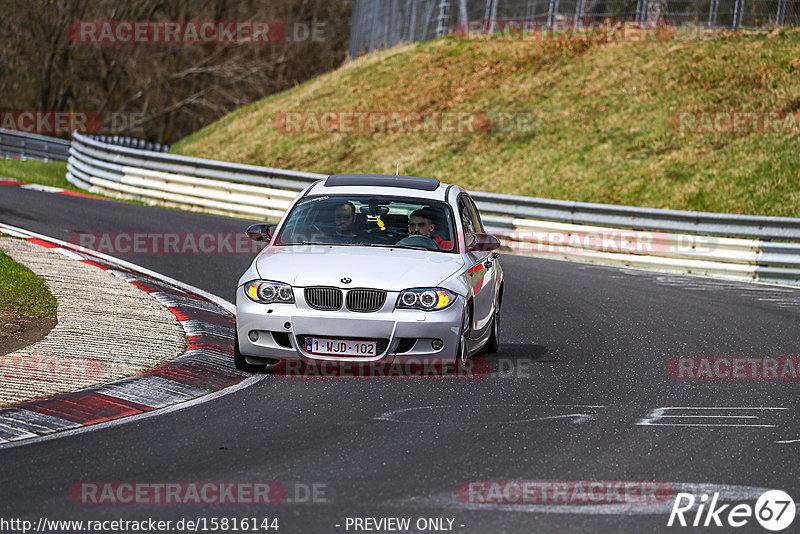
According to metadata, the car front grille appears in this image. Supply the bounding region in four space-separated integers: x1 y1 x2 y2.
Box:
305 287 343 310
346 289 387 313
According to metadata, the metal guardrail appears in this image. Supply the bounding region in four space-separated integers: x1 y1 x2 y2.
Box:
86 135 169 153
0 129 70 162
65 131 800 287
69 132 322 191
472 192 800 241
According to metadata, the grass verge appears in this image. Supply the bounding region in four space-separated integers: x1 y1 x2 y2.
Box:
0 247 58 318
0 159 72 190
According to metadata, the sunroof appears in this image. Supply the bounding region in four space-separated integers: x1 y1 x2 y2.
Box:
325 174 441 191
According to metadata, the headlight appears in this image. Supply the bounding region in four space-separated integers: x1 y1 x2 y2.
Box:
396 288 456 311
245 280 295 304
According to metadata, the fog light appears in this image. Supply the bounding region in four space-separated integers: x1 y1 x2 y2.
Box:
432 339 443 350
248 331 259 342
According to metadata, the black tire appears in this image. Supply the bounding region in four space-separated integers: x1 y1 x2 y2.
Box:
457 304 471 364
234 327 267 373
483 296 501 354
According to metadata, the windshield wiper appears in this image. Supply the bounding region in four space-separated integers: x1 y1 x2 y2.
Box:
391 245 429 251
282 241 377 247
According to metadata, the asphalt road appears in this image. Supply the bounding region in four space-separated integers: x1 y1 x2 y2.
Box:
1 184 799 533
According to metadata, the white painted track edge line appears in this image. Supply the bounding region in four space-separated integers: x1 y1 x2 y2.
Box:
0 374 265 451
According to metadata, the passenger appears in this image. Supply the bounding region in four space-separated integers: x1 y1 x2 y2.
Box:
408 209 452 250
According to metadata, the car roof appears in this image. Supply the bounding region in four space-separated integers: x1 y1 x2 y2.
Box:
307 174 456 201
326 174 440 190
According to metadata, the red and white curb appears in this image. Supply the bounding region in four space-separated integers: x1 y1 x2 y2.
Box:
0 177 105 200
0 223 251 445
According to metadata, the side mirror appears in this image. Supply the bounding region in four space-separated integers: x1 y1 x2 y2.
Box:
246 223 277 242
467 232 501 252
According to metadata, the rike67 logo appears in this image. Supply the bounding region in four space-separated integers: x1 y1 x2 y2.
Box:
668 490 795 531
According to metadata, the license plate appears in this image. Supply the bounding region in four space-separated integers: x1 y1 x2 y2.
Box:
304 337 377 356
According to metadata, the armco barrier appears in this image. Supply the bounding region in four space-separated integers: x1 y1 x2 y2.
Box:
65 131 800 287
1 129 70 161
87 134 169 153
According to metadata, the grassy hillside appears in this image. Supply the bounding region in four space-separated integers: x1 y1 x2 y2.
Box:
173 27 800 217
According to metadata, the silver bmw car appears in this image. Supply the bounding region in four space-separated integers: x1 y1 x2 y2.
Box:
234 174 503 371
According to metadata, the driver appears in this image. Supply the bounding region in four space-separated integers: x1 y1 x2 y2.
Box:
332 202 364 242
408 209 452 250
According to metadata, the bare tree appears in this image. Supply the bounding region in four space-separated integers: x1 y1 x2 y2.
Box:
0 0 353 143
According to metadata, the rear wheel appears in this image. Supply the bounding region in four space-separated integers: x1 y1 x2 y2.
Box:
233 323 267 373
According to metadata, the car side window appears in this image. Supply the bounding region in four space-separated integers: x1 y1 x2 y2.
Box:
458 198 476 236
465 196 485 232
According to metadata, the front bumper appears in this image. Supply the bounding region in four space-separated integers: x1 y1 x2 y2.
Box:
236 285 465 365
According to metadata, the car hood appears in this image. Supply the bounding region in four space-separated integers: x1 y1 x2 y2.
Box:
255 245 465 291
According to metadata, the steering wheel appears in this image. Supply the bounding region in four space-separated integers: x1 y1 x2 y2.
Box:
395 234 440 250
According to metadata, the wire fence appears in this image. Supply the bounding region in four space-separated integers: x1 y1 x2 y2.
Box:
349 0 800 55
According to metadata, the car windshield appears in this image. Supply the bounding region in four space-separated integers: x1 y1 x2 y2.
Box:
275 195 457 252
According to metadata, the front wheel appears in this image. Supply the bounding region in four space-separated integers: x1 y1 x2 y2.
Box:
482 300 501 354
457 305 471 364
234 326 267 373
